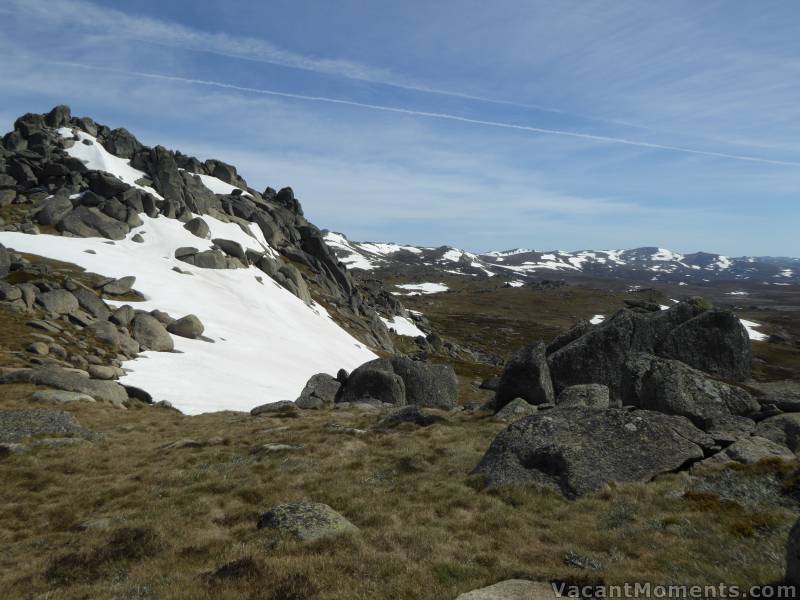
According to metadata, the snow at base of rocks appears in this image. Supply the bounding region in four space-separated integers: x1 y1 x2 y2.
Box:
394 282 449 295
0 217 376 414
179 169 251 198
740 319 768 341
590 314 605 324
380 315 425 337
57 127 162 199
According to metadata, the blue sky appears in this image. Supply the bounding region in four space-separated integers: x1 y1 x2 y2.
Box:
1 0 798 256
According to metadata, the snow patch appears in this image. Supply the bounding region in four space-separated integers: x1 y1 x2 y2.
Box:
740 319 768 341
57 127 162 199
590 314 605 324
180 169 251 198
381 315 425 337
0 218 376 414
394 282 449 295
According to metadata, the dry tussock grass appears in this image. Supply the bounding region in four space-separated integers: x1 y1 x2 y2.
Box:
0 383 796 598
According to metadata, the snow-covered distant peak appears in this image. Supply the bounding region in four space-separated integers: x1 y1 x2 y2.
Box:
485 248 533 257
651 248 684 262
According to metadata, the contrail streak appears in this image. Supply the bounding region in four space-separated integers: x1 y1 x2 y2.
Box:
38 59 800 168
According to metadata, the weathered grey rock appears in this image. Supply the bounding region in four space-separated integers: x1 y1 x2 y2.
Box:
57 206 129 240
212 238 248 263
251 442 304 454
250 400 299 417
456 580 559 600
547 300 749 401
339 359 406 406
0 408 92 443
71 286 111 320
110 304 136 327
256 502 357 541
0 367 128 405
472 407 706 498
37 290 79 315
149 309 175 326
0 282 22 302
276 263 312 303
102 127 141 158
31 390 95 403
296 373 341 409
166 314 204 339
494 398 538 422
101 276 136 295
88 365 119 380
699 436 795 468
174 246 199 260
748 380 800 413
86 171 130 197
754 414 800 452
131 313 174 351
495 342 554 409
389 356 458 409
546 320 594 355
16 283 37 310
658 309 752 381
0 245 11 278
184 217 210 239
45 104 72 127
88 320 140 355
191 249 229 269
36 194 73 226
26 342 49 356
788 518 800 586
556 384 611 408
378 405 444 428
622 354 758 427
705 414 756 444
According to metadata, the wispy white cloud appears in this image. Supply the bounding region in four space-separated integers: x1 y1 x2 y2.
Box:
2 0 622 124
23 57 800 168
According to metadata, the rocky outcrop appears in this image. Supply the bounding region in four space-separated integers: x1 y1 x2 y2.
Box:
754 414 800 452
494 398 538 422
0 408 93 443
388 356 458 409
547 299 751 401
0 367 129 405
131 314 174 352
556 384 611 408
378 405 445 428
0 105 398 354
256 502 357 541
621 354 758 427
337 356 458 409
166 314 204 339
472 407 706 498
456 580 558 600
295 373 341 409
494 342 554 409
338 359 406 406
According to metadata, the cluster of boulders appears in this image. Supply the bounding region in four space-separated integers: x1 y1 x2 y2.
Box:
1 105 399 352
250 355 459 416
472 298 800 498
0 243 205 407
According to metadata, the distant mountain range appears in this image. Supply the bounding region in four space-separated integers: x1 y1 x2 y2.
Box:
324 231 800 285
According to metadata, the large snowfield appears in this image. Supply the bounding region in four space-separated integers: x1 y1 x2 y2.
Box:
0 216 377 414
